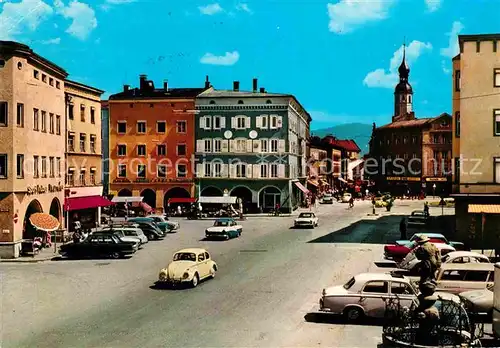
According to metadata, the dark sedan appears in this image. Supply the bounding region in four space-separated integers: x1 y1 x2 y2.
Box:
59 233 139 259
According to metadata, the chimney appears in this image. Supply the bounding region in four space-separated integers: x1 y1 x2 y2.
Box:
139 74 147 90
204 75 211 89
252 78 258 92
259 87 265 93
233 81 240 91
123 84 130 92
163 80 168 91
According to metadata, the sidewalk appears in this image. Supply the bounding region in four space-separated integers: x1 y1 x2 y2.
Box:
0 247 59 263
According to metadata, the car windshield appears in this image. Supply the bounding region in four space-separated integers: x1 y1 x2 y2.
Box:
214 220 230 227
442 254 450 263
343 277 355 290
299 213 313 218
173 253 196 261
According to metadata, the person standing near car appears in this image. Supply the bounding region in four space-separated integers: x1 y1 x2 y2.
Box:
399 217 407 239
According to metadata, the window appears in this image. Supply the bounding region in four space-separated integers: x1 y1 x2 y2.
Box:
390 282 413 295
454 157 461 184
412 136 417 144
33 156 39 178
16 154 24 178
403 136 408 144
118 164 126 178
90 170 96 184
90 107 95 124
137 144 146 156
270 115 278 129
433 134 440 144
260 164 268 178
204 139 212 152
205 163 212 177
56 157 61 177
49 157 54 177
41 111 46 132
177 164 187 178
0 102 7 126
236 116 246 129
213 139 221 153
79 134 86 152
90 135 96 153
270 163 278 178
55 114 61 134
236 163 246 178
157 144 166 156
80 104 85 122
117 121 126 134
137 165 146 178
68 134 74 151
0 154 6 178
261 115 268 129
495 158 500 184
79 170 85 185
157 165 167 178
455 70 461 91
137 121 146 134
56 81 60 89
49 113 54 133
204 116 211 130
495 110 500 136
455 112 460 137
236 139 246 152
117 144 126 156
177 144 186 156
209 100 216 105
68 104 74 120
67 171 74 186
157 121 166 133
49 78 54 86
214 162 222 177
362 281 389 294
34 70 39 79
270 139 278 153
261 139 268 152
395 138 400 145
464 271 489 282
42 74 47 82
214 116 221 129
177 120 186 133
16 103 23 127
41 156 47 177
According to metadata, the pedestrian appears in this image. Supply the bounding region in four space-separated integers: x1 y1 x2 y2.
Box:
424 202 429 217
399 217 407 239
348 197 354 208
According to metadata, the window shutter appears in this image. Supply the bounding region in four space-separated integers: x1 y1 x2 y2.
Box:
246 139 253 153
199 116 205 129
277 116 283 128
229 139 235 152
229 163 237 178
196 163 204 177
262 115 268 129
196 139 204 152
246 164 252 178
256 116 262 129
231 116 236 129
220 116 226 129
278 139 286 153
221 139 229 152
253 164 260 178
222 163 229 177
254 139 261 152
245 116 251 129
278 164 285 178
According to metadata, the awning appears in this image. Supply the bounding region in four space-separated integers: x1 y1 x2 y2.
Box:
294 181 310 194
198 196 237 204
307 180 319 187
65 195 114 211
468 204 500 214
168 197 196 204
29 213 60 232
112 196 143 203
140 202 154 213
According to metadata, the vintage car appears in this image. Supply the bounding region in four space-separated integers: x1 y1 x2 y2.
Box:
59 233 139 259
341 193 352 203
92 229 144 247
407 210 429 228
128 217 171 233
321 193 334 204
158 248 217 287
205 218 242 239
398 251 490 275
149 214 180 231
436 263 494 294
384 240 455 262
374 197 388 208
126 218 165 240
294 212 319 228
460 284 494 318
395 233 467 251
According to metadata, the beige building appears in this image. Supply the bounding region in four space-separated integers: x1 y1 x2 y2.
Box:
0 41 67 258
451 33 500 249
64 80 106 231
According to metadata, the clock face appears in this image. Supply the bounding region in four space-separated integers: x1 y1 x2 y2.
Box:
224 130 233 139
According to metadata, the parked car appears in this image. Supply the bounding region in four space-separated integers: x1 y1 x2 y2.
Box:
460 284 493 318
407 210 429 228
341 193 352 203
321 193 334 204
374 197 388 208
127 219 165 240
436 263 494 294
92 228 144 246
205 218 242 240
294 212 319 228
148 214 180 231
395 233 467 251
319 272 459 322
59 233 139 259
94 226 148 245
128 217 171 233
157 248 217 287
399 251 490 275
384 240 455 262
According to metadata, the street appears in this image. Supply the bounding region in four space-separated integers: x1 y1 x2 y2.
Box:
1 199 449 348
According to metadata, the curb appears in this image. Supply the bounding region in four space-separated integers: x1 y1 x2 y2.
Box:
0 255 58 263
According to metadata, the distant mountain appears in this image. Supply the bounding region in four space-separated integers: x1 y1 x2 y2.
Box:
311 123 373 154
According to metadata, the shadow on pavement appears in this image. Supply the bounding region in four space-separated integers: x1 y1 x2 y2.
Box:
304 312 382 327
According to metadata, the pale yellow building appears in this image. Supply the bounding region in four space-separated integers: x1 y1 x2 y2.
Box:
0 41 67 258
452 34 500 249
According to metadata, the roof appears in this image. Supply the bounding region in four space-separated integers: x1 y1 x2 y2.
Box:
377 113 451 130
65 79 104 95
215 217 235 221
354 272 406 283
440 263 494 271
198 89 288 98
336 139 361 152
174 248 207 254
452 54 461 61
468 204 500 214
459 34 500 43
444 251 489 260
110 87 206 100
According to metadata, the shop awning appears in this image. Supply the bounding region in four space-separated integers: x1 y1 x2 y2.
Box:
168 197 196 204
294 181 310 194
307 180 319 187
468 204 500 214
29 213 60 232
198 196 237 204
65 195 115 211
112 196 143 203
140 202 154 213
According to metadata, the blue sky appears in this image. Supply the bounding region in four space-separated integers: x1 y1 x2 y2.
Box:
0 0 497 130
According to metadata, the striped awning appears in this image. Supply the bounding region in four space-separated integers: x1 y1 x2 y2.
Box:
468 204 500 214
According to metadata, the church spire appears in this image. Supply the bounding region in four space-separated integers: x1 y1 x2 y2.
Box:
398 41 410 80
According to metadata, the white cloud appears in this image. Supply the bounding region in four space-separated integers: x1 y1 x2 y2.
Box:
440 21 464 58
327 0 394 34
199 3 223 15
54 0 97 40
200 51 239 66
363 40 433 88
425 0 441 12
0 0 53 39
41 37 61 44
441 60 451 74
236 3 252 13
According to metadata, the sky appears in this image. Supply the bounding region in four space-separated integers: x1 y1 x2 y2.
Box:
0 0 497 130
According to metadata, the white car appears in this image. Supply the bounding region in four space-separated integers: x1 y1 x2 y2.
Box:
399 250 488 275
205 218 242 240
158 248 217 287
341 193 352 203
149 214 180 231
322 194 334 204
294 212 318 228
92 228 143 246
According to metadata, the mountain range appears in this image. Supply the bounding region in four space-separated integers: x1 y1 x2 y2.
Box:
310 123 373 154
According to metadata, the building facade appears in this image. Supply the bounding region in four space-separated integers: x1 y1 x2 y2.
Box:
368 47 452 196
101 100 110 196
0 41 67 258
64 80 105 230
195 80 311 213
451 34 500 249
108 75 208 212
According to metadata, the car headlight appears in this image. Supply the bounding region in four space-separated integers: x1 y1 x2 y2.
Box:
183 272 189 279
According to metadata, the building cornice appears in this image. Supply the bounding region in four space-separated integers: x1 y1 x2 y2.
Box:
459 34 500 43
65 79 104 96
196 104 288 111
109 98 195 104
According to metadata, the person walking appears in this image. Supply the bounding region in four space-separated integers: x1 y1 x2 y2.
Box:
399 217 407 240
348 196 354 209
424 202 430 217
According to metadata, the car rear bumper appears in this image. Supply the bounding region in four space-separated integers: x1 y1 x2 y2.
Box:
206 233 229 239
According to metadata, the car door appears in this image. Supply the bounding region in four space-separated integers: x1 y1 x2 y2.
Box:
389 281 416 309
461 270 490 291
360 281 389 318
197 252 209 278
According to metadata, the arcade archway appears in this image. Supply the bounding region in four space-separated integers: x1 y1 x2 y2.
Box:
259 186 281 210
140 189 156 209
230 186 253 204
163 187 191 207
49 198 61 222
118 189 132 197
200 186 222 197
23 200 43 239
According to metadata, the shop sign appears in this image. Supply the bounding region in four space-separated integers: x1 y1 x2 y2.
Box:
387 176 421 182
27 183 64 195
425 177 447 182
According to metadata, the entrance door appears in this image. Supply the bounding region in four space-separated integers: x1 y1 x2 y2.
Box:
264 193 280 209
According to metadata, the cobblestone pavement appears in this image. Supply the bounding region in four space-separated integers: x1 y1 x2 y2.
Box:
0 199 450 348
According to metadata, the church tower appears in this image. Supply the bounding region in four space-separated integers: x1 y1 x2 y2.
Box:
393 44 414 122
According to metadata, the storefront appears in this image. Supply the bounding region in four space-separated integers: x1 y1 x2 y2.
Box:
384 176 422 197
64 186 113 231
423 176 452 197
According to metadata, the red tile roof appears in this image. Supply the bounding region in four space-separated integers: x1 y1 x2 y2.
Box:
336 139 361 152
377 113 452 130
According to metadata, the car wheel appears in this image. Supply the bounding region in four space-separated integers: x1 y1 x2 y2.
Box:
209 266 216 278
344 307 363 322
110 252 121 259
148 234 155 240
191 273 199 288
238 230 241 237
